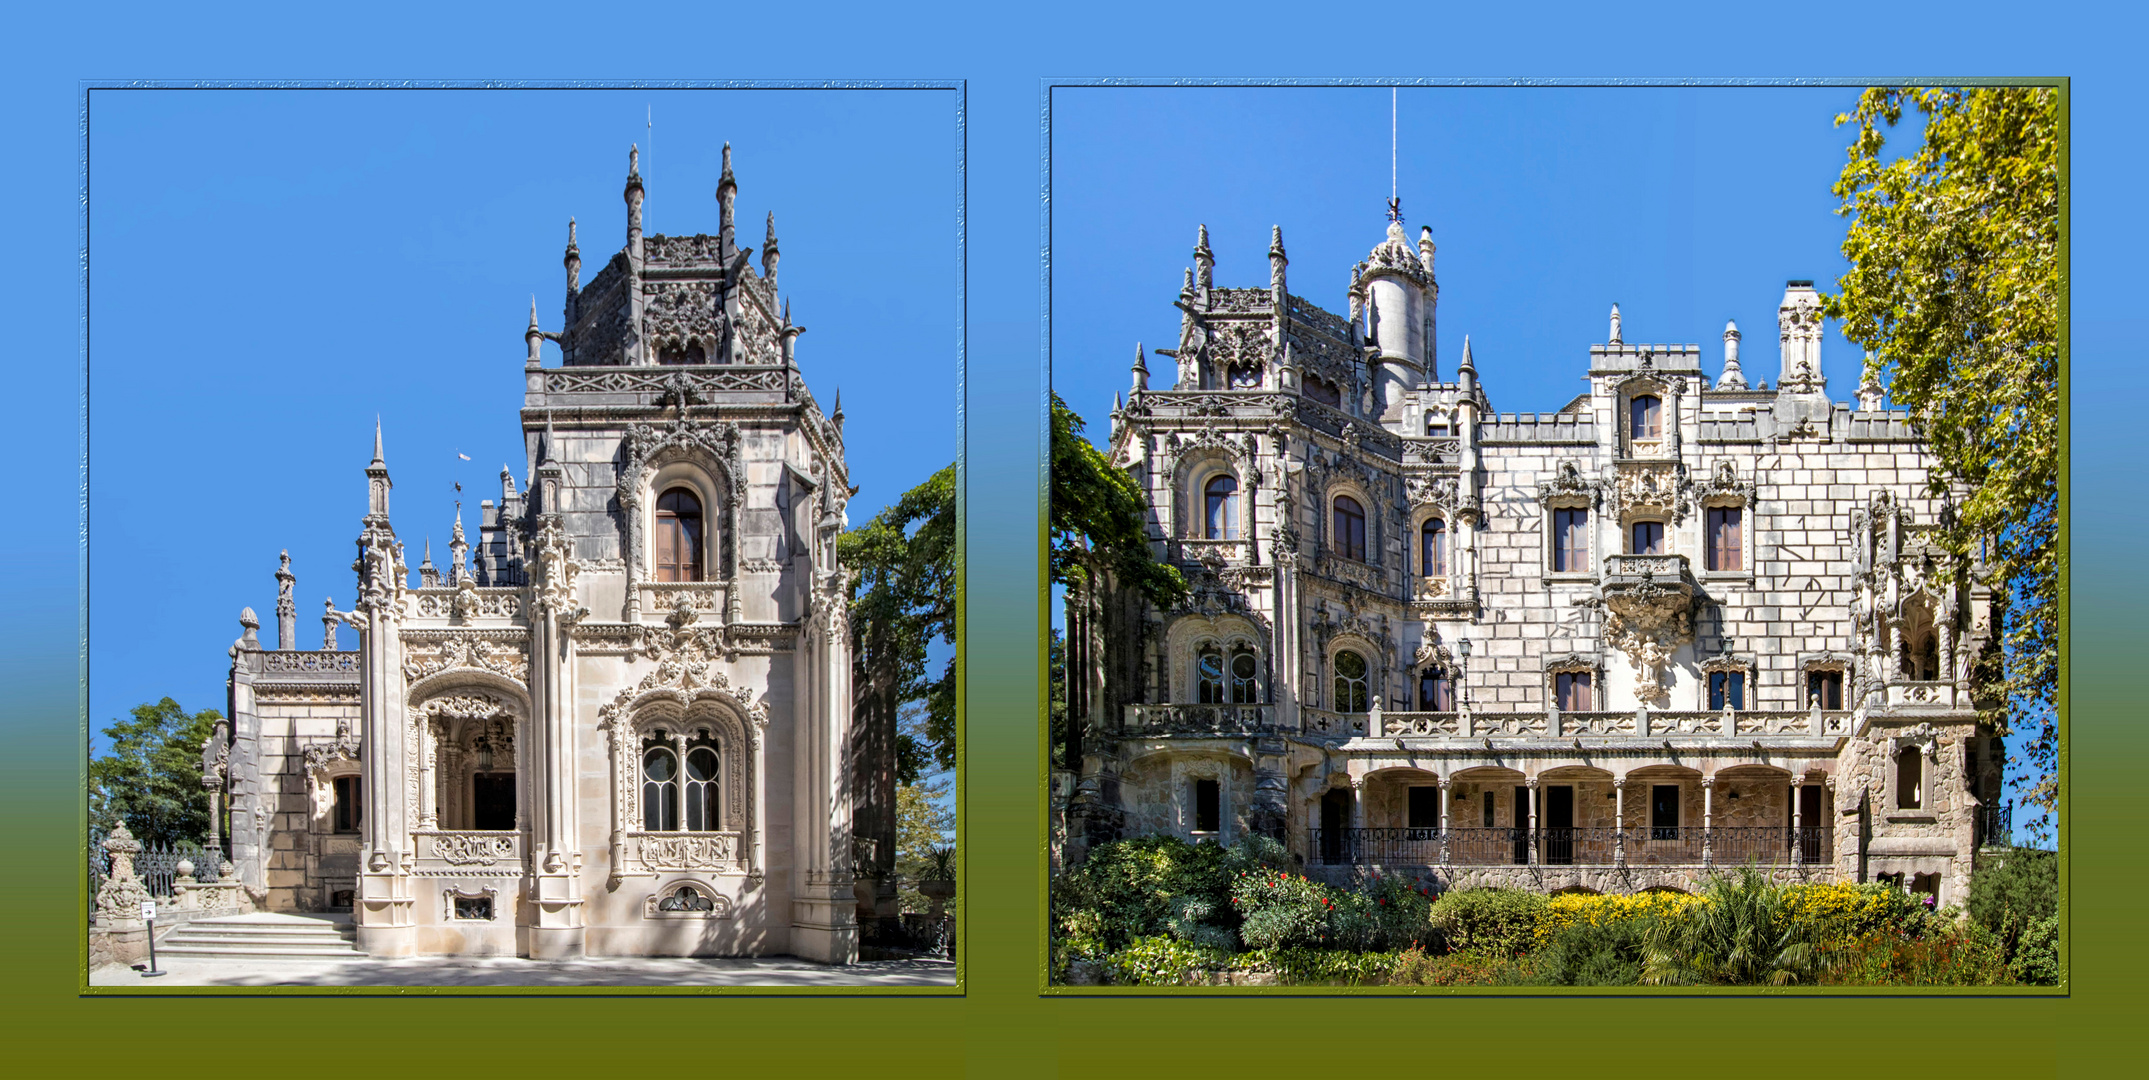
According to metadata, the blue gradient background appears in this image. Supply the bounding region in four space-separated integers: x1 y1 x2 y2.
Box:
0 2 2137 1076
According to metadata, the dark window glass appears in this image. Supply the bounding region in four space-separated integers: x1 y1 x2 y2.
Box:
1333 651 1369 712
1897 749 1923 810
1229 649 1259 704
1204 475 1240 540
1706 506 1743 571
642 746 679 831
1196 647 1225 704
1408 786 1438 830
1651 784 1681 838
1482 790 1496 828
1807 670 1844 710
1631 520 1665 555
1333 496 1367 561
1708 671 1746 710
684 744 720 831
1194 779 1221 833
1553 508 1588 572
654 488 704 583
1418 667 1454 711
1630 395 1663 440
1555 671 1592 711
1420 518 1447 576
1306 376 1342 407
332 776 362 833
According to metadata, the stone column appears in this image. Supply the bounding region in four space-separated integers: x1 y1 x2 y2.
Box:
1437 777 1452 866
1791 776 1805 867
417 718 439 831
1526 777 1540 867
1702 777 1715 867
1613 778 1627 867
526 573 586 959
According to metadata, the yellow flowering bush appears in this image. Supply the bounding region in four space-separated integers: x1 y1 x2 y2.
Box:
1779 881 1925 945
1533 890 1702 947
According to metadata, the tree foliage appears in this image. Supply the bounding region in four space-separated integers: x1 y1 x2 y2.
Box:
841 464 957 784
1049 393 1185 608
1825 87 2060 836
88 698 222 848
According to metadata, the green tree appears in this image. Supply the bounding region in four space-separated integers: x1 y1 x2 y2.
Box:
1049 393 1185 606
1825 87 2060 840
893 771 956 914
88 698 222 848
1046 627 1068 771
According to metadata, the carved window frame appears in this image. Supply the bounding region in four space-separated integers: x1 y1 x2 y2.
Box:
609 700 756 877
1328 641 1376 713
1700 654 1755 711
617 422 746 623
1413 509 1450 579
645 468 723 584
645 879 737 920
1617 376 1674 460
1696 462 1756 583
1543 497 1595 582
1198 467 1244 542
1165 616 1264 706
1172 757 1234 841
1797 653 1855 712
1326 482 1374 565
1543 653 1604 712
1624 514 1671 557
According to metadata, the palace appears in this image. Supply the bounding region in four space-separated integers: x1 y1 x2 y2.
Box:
211 147 862 961
1062 216 2008 907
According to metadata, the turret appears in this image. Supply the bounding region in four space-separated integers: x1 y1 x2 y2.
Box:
525 296 544 367
1777 280 1824 390
1361 213 1435 416
1608 303 1623 345
1719 319 1748 389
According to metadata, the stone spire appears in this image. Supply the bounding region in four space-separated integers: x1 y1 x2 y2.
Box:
1347 262 1367 339
1131 341 1149 393
563 217 581 325
763 211 781 288
237 607 261 652
1192 224 1213 293
419 536 441 588
1608 303 1623 345
830 388 845 436
1268 226 1287 292
1718 319 1749 390
449 503 469 585
367 418 391 521
717 142 738 254
1179 267 1195 304
1456 334 1478 396
274 550 296 650
1418 226 1436 278
624 144 644 260
525 296 544 366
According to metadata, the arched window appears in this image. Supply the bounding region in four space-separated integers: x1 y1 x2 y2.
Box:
1196 646 1225 704
1630 395 1663 439
1420 518 1447 576
1630 520 1666 555
1228 363 1262 389
1333 496 1367 562
1229 647 1260 704
657 883 716 911
1418 667 1454 711
641 741 680 831
1896 747 1924 809
654 488 704 582
1204 475 1241 540
1305 375 1343 408
659 341 707 366
683 740 721 831
1333 651 1369 713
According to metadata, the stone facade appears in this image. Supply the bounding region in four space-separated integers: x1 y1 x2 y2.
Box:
1064 216 2008 908
214 147 862 961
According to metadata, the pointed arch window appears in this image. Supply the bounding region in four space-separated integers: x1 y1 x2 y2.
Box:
1332 496 1367 562
1204 475 1241 540
642 741 680 831
1333 651 1369 713
1229 647 1260 704
1196 646 1226 704
1420 518 1447 577
654 488 704 582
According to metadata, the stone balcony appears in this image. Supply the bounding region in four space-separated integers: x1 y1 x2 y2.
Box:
1361 706 1853 744
1122 703 1279 737
1884 680 1960 710
411 830 524 876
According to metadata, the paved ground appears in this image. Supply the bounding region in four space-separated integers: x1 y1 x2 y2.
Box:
89 954 957 988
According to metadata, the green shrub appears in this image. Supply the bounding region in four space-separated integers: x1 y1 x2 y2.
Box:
1824 919 2009 986
1641 869 1836 986
1426 888 1549 957
1531 917 1649 986
1051 834 1281 953
1251 947 1402 985
1099 935 1233 986
1387 946 1536 986
1232 869 1337 950
2008 914 2061 986
1968 846 2059 973
1356 872 1438 952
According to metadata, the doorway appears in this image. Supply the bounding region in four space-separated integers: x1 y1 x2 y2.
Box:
1799 784 1825 862
1320 790 1348 865
1545 785 1575 865
472 773 516 831
1511 786 1530 865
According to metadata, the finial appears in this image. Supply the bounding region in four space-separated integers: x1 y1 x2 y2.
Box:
1608 303 1623 345
1719 319 1748 390
763 211 781 283
1193 225 1213 291
1459 334 1475 372
1180 267 1195 298
831 387 843 421
1387 196 1403 224
372 416 384 465
528 295 539 329
1418 226 1436 275
1195 223 1211 256
422 536 433 565
629 144 639 176
1270 224 1285 258
567 217 577 249
1115 390 1124 411
718 142 736 193
1132 341 1150 392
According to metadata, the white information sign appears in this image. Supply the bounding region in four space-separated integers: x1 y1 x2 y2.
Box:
140 900 155 921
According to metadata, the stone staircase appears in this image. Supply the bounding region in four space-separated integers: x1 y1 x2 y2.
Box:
156 913 365 961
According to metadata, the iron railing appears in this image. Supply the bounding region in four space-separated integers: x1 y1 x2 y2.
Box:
1976 801 2013 847
1305 825 1832 868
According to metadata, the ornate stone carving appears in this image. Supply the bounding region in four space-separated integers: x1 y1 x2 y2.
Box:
94 821 151 925
1612 460 1690 522
1536 461 1600 507
402 636 529 685
1590 572 1696 707
638 832 740 868
434 833 517 866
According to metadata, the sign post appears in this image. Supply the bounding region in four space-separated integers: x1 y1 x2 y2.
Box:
140 900 165 978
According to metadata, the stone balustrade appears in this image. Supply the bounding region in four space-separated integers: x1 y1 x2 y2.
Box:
1122 703 1279 736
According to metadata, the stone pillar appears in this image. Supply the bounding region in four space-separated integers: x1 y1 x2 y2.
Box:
1702 777 1716 868
227 614 266 896
526 527 587 960
1791 776 1805 867
1349 780 1365 831
792 583 859 964
1437 777 1452 866
275 551 297 651
1273 544 1302 733
418 718 439 831
1613 778 1627 867
1526 777 1540 867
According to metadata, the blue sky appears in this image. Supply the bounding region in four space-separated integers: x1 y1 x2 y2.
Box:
86 87 958 743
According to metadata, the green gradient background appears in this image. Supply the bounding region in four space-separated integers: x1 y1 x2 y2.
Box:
1 4 2138 1077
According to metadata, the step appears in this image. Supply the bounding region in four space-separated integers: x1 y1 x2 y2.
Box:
162 932 357 948
158 943 367 959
